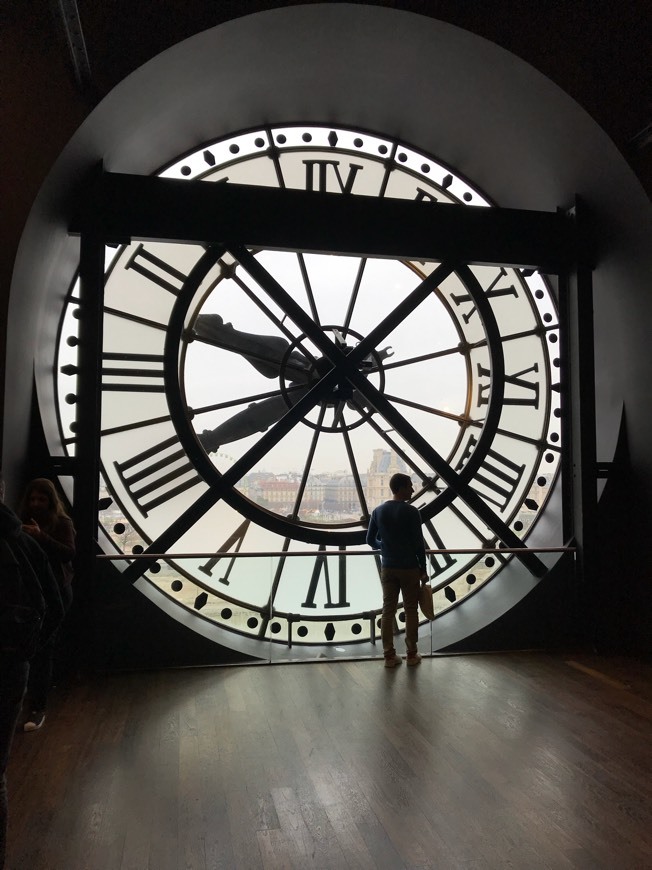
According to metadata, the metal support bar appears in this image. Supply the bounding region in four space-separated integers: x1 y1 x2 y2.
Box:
560 198 597 585
54 0 96 104
70 171 577 273
74 180 105 603
98 547 575 560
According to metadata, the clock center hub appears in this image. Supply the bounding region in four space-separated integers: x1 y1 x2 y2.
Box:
279 325 390 433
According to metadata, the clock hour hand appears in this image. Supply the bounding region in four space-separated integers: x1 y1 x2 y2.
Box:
192 314 313 382
198 387 311 451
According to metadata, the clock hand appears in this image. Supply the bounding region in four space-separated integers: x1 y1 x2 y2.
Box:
192 314 313 382
198 387 311 450
192 314 394 444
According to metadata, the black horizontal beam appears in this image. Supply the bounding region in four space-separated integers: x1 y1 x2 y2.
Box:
71 171 578 272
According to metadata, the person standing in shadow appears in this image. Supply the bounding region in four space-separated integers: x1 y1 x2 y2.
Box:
0 473 63 869
366 472 428 668
17 478 76 732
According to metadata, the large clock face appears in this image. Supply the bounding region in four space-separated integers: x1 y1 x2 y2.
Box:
56 124 562 658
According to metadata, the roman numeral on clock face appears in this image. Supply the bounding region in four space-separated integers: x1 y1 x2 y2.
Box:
476 361 541 408
303 160 364 194
113 436 203 516
101 353 165 393
456 433 526 513
302 546 350 609
449 267 518 325
198 519 251 583
124 243 193 296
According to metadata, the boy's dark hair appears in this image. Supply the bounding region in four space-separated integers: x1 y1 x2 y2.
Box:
389 473 412 494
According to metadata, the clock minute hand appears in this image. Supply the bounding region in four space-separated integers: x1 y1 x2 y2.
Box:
193 314 313 383
198 387 311 451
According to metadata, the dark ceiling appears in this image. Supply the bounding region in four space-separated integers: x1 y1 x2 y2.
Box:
0 0 649 291
67 1 651 191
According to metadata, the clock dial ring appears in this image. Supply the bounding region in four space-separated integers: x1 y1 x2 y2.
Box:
53 123 562 649
164 243 510 547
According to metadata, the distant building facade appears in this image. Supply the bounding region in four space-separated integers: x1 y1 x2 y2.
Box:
233 448 409 522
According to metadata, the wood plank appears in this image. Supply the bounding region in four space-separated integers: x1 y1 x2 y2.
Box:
5 653 652 869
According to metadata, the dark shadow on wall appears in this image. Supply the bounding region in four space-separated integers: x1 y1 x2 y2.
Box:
438 550 584 655
592 412 652 654
441 413 652 656
86 562 259 672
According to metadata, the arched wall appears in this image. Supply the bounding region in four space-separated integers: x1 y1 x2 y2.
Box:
5 4 652 651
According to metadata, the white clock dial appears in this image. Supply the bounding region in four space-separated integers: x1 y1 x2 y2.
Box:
56 125 561 656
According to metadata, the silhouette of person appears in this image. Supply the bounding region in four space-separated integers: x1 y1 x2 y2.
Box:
17 478 75 731
0 473 63 868
366 472 428 667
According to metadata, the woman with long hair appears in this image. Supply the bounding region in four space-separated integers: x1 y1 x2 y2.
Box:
17 478 75 732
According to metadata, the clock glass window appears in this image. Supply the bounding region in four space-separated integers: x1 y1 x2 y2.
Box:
55 125 562 658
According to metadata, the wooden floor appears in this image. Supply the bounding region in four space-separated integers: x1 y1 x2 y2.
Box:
6 651 652 870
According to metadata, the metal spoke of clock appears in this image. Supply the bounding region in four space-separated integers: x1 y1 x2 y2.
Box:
340 424 370 521
342 256 368 333
383 392 477 427
494 425 562 453
64 411 174 444
330 400 345 431
371 325 557 380
376 140 400 200
229 267 319 368
327 260 506 495
97 413 174 439
359 315 559 382
227 244 348 369
467 323 559 350
350 387 461 496
373 342 468 375
295 253 321 326
191 383 307 419
103 305 168 331
292 403 327 520
264 126 286 190
349 265 460 367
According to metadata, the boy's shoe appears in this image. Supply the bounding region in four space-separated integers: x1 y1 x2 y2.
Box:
384 655 403 668
406 653 422 667
24 711 45 732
